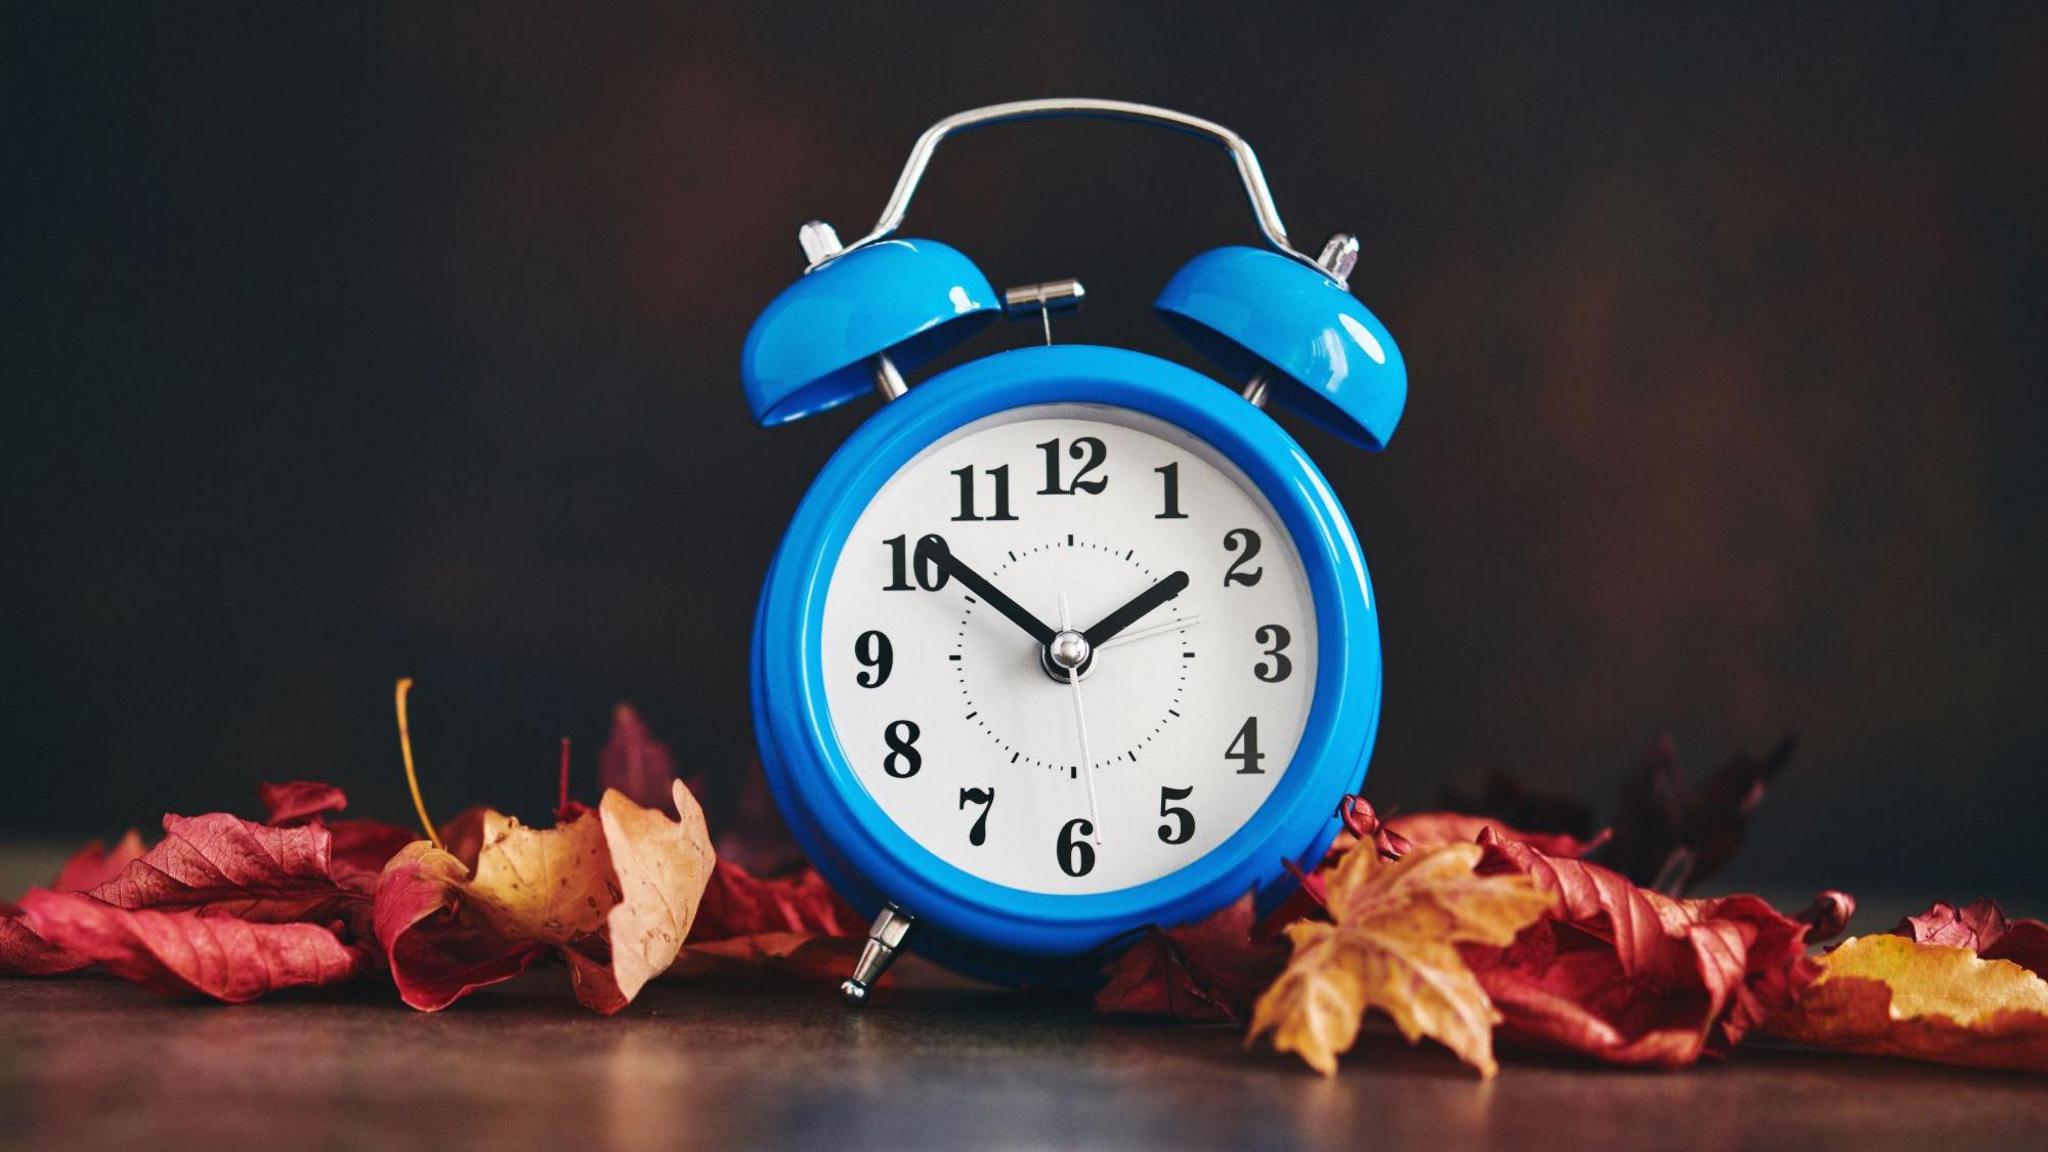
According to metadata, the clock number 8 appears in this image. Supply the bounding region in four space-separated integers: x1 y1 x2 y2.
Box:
882 720 921 778
1057 818 1096 877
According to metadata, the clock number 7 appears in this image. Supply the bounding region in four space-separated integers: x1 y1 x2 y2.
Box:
958 787 995 847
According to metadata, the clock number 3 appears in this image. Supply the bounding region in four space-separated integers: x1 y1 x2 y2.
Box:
1253 624 1291 683
958 787 995 846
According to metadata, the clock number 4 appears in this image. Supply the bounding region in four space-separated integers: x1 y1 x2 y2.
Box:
951 465 1018 522
883 534 950 592
882 720 922 778
1057 818 1096 877
958 787 994 846
1037 437 1107 495
1225 717 1265 774
1157 785 1196 845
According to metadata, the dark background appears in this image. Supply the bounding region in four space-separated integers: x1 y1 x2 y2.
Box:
5 5 2043 898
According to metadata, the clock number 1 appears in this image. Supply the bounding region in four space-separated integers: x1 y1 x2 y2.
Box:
1153 462 1190 519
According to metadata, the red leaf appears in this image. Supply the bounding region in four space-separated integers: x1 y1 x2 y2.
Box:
598 703 681 818
1387 812 1611 860
693 860 861 942
1461 833 1819 1066
257 781 348 825
1893 898 2048 981
87 812 375 936
1 914 88 976
19 889 367 1002
1096 896 1286 1023
371 841 545 1011
1603 733 1796 895
325 819 420 875
51 830 148 893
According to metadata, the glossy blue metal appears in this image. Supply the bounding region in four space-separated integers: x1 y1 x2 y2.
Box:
740 238 1001 425
751 344 1382 985
1155 246 1408 450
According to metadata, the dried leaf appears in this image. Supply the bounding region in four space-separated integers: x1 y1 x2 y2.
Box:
19 889 366 1002
598 703 681 818
465 807 617 945
1463 834 1819 1066
324 819 420 875
257 781 349 825
1 914 89 976
1442 770 1603 847
1767 934 2048 1073
1248 841 1554 1077
565 782 715 1013
87 812 375 934
1893 899 2048 980
1386 812 1611 860
52 830 148 893
694 860 861 942
1603 733 1796 895
373 841 547 1011
1097 896 1286 1023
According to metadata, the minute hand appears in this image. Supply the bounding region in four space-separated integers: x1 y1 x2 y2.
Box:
915 536 1057 645
1081 571 1191 648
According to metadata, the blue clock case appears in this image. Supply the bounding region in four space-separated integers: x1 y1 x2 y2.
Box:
751 344 1382 986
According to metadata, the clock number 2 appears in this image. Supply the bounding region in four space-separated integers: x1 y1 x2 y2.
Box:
958 787 995 846
882 720 922 778
1222 528 1263 586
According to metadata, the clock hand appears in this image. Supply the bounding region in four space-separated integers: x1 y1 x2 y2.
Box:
1094 614 1201 651
915 536 1057 646
1080 570 1191 649
1058 591 1104 846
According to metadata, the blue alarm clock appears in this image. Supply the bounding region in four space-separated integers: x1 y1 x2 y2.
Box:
741 99 1407 1001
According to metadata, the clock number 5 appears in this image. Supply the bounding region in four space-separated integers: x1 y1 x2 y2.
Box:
958 787 994 846
882 720 922 778
1057 818 1096 877
1157 785 1196 845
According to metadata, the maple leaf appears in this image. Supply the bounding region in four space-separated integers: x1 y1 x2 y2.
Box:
1893 898 2048 978
1097 896 1286 1023
19 889 367 1002
1386 812 1611 860
52 830 149 893
0 914 89 976
598 703 682 818
693 859 861 941
1247 841 1554 1077
1461 834 1819 1066
257 781 349 825
374 781 714 1014
86 812 376 938
1766 931 2048 1073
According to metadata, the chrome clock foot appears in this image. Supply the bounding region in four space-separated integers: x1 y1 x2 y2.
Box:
840 903 914 1006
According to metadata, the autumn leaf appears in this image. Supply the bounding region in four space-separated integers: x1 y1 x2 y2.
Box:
1097 896 1286 1023
257 781 349 825
373 841 547 1011
1603 733 1797 895
566 782 715 1012
51 830 149 893
598 703 683 818
86 812 376 936
0 915 89 976
19 889 367 1002
1247 841 1554 1077
1386 812 1611 860
1463 833 1819 1066
465 806 618 944
1894 899 2048 979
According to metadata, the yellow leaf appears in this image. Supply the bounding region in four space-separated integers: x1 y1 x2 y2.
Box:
466 807 618 945
1248 841 1554 1077
595 780 715 1003
1767 934 2048 1072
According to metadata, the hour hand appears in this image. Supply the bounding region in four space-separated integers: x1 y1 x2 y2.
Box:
1081 570 1190 648
914 536 1057 646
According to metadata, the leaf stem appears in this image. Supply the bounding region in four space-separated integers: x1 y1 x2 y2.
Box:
394 677 440 847
558 737 571 815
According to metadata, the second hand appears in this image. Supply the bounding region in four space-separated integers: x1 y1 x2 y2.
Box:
1059 590 1104 846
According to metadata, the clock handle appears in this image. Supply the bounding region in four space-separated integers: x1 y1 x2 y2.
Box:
840 902 915 1006
817 99 1325 276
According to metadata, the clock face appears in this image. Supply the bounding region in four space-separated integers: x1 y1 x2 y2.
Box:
820 403 1319 895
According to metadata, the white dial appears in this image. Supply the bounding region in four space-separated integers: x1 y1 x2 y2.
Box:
821 404 1317 894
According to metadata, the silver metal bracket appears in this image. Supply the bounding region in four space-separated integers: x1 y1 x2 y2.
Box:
841 902 914 1006
1002 278 1085 345
799 219 908 402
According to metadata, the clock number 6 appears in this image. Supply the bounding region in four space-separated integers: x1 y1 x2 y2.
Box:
1157 785 1196 845
854 630 893 688
1057 818 1096 877
882 720 922 778
958 787 994 846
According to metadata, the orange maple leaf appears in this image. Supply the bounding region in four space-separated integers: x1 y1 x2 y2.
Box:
1247 840 1554 1077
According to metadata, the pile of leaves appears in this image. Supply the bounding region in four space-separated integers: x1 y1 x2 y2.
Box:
5 694 2044 1080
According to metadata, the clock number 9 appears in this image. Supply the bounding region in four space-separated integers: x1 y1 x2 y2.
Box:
1157 785 1196 845
1056 818 1096 877
854 630 893 688
882 720 922 778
